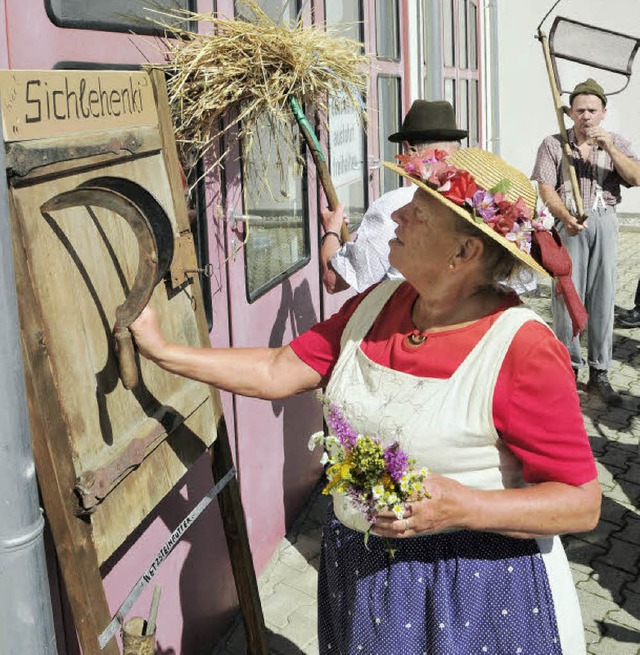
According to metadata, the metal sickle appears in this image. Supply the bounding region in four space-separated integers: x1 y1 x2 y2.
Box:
40 177 174 390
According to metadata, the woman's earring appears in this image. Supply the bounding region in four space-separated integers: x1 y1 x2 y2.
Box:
448 262 455 270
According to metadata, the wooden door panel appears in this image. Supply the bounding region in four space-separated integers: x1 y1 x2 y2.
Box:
11 151 217 563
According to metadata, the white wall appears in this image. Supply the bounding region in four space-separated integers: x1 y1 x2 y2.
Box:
494 0 640 214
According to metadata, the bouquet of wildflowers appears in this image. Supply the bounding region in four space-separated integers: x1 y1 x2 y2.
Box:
309 397 429 526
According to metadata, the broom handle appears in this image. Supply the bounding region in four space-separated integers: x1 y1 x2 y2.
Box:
538 29 586 220
289 96 350 244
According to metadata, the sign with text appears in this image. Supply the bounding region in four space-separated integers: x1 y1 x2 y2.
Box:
329 95 364 189
0 70 158 142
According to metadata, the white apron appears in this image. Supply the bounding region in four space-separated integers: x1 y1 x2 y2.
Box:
322 280 586 654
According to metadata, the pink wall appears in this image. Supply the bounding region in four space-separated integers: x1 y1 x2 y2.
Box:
1 2 253 653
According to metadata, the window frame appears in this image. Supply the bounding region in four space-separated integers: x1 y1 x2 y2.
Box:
440 0 481 147
44 0 197 35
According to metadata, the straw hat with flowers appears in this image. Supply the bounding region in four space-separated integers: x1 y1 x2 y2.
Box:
383 148 588 335
383 148 554 276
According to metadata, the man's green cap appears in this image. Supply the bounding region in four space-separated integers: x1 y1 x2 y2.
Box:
569 78 607 107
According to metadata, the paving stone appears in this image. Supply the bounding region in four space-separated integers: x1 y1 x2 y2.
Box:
302 639 319 655
617 588 640 627
618 461 640 487
600 442 637 470
583 625 601 645
598 500 633 528
572 518 619 549
282 563 318 598
579 563 638 603
594 465 620 491
276 603 317 650
262 583 316 630
607 598 640 632
289 534 322 563
594 537 640 575
588 635 640 655
601 482 638 511
570 560 596 581
578 593 622 636
279 542 317 573
614 514 640 550
260 560 317 598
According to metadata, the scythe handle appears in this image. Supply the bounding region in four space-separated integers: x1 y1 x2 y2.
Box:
538 29 586 220
114 326 139 391
289 96 350 243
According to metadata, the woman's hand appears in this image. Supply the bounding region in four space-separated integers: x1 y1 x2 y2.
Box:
320 203 348 235
372 473 472 538
128 306 167 362
372 475 601 540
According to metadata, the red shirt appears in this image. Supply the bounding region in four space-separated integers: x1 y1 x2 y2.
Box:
291 282 597 487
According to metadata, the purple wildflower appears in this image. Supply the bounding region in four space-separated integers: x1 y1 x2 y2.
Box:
469 189 498 220
505 220 533 254
383 442 409 483
326 404 358 449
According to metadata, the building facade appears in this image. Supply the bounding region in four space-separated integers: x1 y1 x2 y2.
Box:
1 1 638 653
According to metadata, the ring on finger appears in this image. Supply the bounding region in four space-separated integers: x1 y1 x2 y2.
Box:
404 518 411 531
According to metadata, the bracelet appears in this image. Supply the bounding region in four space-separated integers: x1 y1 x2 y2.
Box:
321 231 342 246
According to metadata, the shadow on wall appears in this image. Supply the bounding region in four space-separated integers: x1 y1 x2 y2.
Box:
94 454 239 655
269 278 324 528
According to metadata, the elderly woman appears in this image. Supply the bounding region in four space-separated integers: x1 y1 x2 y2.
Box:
130 149 600 655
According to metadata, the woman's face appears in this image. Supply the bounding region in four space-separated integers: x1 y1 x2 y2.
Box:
389 189 461 282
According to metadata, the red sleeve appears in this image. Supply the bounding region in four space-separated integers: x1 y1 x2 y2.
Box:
289 287 376 378
494 321 597 486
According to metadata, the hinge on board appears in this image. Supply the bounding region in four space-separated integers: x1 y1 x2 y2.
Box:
169 231 212 287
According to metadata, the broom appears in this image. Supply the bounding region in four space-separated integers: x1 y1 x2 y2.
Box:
146 0 369 242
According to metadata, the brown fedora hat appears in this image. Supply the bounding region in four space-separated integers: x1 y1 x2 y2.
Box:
388 100 468 143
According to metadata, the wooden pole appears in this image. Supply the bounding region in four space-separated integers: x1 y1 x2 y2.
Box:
289 97 351 244
209 418 270 655
538 29 586 220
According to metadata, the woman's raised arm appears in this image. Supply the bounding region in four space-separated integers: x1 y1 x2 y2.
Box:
129 306 323 400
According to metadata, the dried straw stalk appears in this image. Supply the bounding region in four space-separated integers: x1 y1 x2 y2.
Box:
146 0 369 193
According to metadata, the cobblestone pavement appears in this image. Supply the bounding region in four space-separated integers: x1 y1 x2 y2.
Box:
215 229 640 655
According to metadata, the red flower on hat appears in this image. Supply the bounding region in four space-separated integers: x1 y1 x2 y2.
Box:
485 214 515 236
494 194 533 222
439 170 477 206
426 161 457 187
396 149 449 180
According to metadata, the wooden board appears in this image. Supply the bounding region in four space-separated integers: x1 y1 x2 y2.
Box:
10 147 217 563
2 69 269 655
0 70 157 141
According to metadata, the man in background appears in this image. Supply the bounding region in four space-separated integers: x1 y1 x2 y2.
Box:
531 78 640 405
319 100 467 293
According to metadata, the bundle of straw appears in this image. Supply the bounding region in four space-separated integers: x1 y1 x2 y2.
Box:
147 0 370 191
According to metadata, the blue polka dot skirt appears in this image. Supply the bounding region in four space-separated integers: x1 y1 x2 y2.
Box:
318 506 563 655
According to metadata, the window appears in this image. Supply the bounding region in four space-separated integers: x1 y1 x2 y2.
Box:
45 0 194 34
376 0 401 60
237 0 309 301
326 0 367 230
377 76 402 194
241 119 309 302
443 0 455 67
441 0 481 147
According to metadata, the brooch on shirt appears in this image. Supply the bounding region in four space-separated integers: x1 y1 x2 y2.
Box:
404 329 428 348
